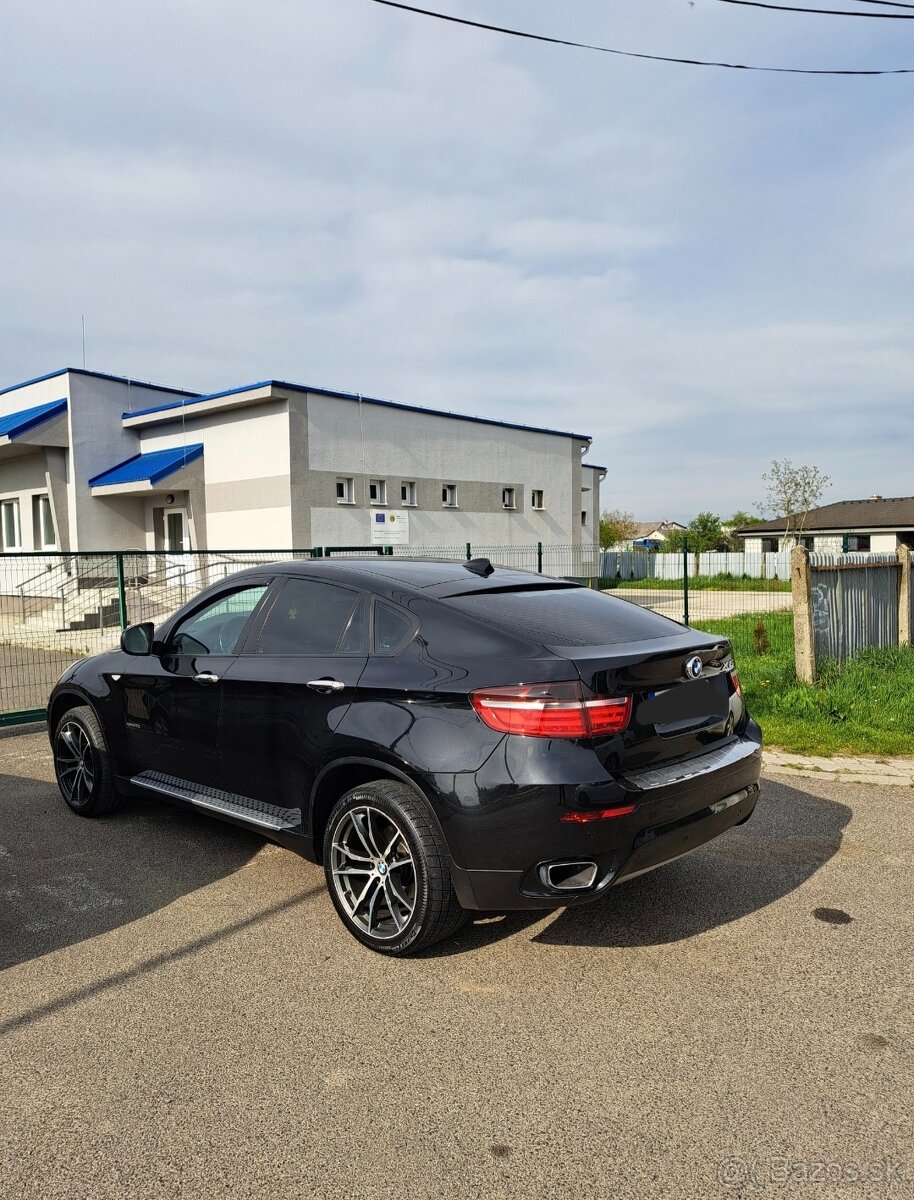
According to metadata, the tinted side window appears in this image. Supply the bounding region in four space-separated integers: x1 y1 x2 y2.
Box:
444 587 684 647
254 578 363 656
374 601 417 655
169 586 269 655
339 595 370 654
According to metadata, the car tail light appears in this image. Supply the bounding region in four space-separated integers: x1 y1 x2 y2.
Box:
470 681 632 739
560 803 637 823
729 671 742 698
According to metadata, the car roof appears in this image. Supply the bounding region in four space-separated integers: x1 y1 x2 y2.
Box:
229 556 563 598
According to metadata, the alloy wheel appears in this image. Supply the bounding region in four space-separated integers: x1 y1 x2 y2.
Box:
329 805 417 941
55 721 96 808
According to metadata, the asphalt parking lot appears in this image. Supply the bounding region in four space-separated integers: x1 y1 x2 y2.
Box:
1 731 911 1199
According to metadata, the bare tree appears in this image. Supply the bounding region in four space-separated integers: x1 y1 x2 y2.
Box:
760 459 831 546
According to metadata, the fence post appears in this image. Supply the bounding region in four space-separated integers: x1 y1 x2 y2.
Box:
536 541 543 573
682 538 689 626
465 542 472 561
792 546 816 683
898 545 911 647
115 552 128 630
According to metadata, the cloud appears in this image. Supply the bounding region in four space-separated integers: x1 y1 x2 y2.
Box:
0 0 912 521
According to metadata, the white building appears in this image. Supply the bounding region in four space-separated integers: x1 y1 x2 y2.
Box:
0 368 603 555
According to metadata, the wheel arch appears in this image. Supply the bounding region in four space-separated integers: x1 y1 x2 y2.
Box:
308 757 442 855
47 687 95 736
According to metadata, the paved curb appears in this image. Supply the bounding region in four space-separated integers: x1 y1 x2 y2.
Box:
763 750 914 788
0 721 47 740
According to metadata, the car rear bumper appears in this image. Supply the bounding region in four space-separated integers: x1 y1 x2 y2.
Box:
446 723 762 912
450 782 758 910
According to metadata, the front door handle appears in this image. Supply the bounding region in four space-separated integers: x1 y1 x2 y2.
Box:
306 678 345 694
194 671 220 685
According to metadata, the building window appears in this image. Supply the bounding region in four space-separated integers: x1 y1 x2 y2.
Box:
336 477 354 504
401 481 417 506
33 494 57 550
502 487 516 510
1 499 22 551
442 484 457 507
531 489 544 511
369 479 387 506
845 535 871 552
761 537 779 554
800 536 814 550
581 510 588 526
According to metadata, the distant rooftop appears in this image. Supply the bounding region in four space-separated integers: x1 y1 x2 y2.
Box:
633 520 685 540
740 497 914 534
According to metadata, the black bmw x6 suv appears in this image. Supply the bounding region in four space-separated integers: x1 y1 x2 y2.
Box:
48 557 762 954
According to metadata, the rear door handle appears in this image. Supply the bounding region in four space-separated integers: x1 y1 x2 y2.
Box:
306 678 345 694
194 671 220 685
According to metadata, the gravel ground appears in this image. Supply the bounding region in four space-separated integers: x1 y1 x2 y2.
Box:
615 589 794 621
1 732 911 1199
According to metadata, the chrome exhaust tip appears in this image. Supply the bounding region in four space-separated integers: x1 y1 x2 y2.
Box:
540 860 599 891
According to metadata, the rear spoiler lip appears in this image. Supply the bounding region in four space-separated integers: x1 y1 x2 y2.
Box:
436 581 580 599
547 632 732 665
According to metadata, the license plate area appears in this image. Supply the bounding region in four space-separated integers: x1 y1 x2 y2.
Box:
637 678 728 729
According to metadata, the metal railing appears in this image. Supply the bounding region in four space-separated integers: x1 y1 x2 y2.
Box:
0 549 321 724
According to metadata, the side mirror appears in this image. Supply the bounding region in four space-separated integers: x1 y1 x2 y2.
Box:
121 622 155 656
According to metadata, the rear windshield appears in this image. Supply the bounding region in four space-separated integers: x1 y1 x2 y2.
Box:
443 587 685 646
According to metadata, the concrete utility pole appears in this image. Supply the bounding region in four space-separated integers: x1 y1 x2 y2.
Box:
897 545 911 647
792 546 815 684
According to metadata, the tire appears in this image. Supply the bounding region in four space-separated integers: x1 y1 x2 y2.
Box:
53 705 122 817
322 780 468 956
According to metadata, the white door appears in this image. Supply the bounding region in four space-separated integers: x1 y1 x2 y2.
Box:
163 508 194 593
164 508 187 553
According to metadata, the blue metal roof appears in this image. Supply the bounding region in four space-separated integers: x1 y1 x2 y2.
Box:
121 378 592 443
89 443 204 488
0 398 68 439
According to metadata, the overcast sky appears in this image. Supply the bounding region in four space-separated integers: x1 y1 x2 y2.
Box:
2 1 913 522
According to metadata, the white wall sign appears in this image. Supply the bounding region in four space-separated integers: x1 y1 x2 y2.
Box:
370 509 410 546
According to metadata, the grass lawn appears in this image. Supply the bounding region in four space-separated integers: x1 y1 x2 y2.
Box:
692 610 914 757
607 574 791 592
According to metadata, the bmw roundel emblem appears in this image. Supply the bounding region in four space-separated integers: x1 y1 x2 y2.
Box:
684 656 703 680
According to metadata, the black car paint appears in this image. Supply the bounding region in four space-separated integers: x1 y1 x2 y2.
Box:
48 559 762 912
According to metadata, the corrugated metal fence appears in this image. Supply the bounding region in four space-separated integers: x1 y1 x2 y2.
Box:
599 550 791 581
808 553 901 664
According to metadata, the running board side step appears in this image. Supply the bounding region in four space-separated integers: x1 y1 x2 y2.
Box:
131 770 301 832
